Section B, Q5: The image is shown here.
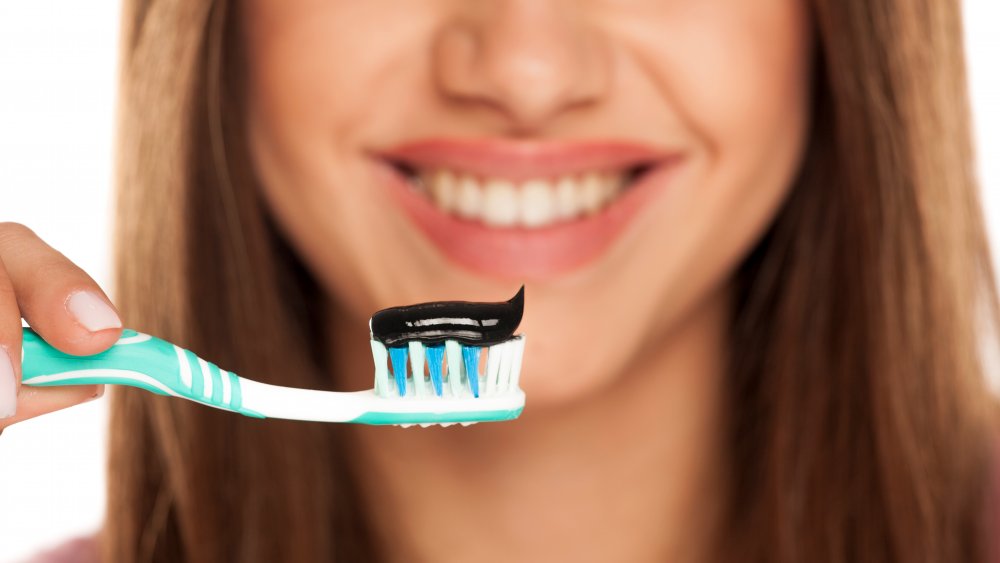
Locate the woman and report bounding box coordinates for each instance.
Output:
[3,0,998,561]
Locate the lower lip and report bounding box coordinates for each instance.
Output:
[376,160,683,280]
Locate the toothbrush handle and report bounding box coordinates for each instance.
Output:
[20,327,264,418]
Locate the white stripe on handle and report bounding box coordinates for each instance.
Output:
[198,357,213,399]
[174,345,192,388]
[116,333,152,345]
[220,369,232,404]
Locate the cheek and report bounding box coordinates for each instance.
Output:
[598,0,813,350]
[690,1,813,290]
[242,0,435,318]
[671,0,814,190]
[671,0,812,254]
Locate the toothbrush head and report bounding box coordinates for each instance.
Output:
[365,287,526,427]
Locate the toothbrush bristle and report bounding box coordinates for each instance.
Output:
[370,336,524,402]
[408,341,426,397]
[388,346,409,397]
[425,344,445,396]
[461,346,481,398]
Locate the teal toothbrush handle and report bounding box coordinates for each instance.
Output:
[20,327,263,418]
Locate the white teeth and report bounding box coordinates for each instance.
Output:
[481,179,519,226]
[554,176,580,220]
[520,179,555,227]
[430,170,457,212]
[420,169,630,229]
[579,173,604,215]
[455,175,482,219]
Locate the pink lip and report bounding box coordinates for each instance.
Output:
[372,139,684,280]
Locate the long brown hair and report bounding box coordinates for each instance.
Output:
[105,0,1000,561]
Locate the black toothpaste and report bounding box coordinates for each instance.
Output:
[370,286,524,347]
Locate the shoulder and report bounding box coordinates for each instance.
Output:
[18,535,98,563]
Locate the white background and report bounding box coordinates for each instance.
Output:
[0,2,997,560]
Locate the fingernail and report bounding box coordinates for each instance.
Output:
[0,346,16,419]
[67,291,122,332]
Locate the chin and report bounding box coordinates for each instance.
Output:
[504,307,647,408]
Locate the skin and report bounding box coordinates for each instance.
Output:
[1,0,811,560]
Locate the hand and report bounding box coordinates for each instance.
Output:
[0,222,122,434]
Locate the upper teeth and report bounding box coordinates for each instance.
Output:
[418,170,627,228]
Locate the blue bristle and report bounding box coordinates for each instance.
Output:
[461,345,481,398]
[388,346,409,396]
[425,344,445,396]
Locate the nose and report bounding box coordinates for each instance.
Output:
[433,0,610,131]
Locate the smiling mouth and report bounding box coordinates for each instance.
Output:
[389,163,653,229]
[374,139,681,278]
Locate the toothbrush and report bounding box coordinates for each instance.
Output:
[19,288,526,427]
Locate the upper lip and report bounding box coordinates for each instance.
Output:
[376,138,676,182]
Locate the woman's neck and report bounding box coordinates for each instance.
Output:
[327,291,731,563]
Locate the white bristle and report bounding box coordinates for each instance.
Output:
[485,342,502,396]
[370,340,389,396]
[498,341,513,393]
[445,340,464,396]
[408,341,426,397]
[510,336,525,390]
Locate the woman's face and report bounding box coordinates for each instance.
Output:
[243,0,812,402]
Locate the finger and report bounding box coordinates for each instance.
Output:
[0,222,122,357]
[0,384,104,432]
[0,256,22,419]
